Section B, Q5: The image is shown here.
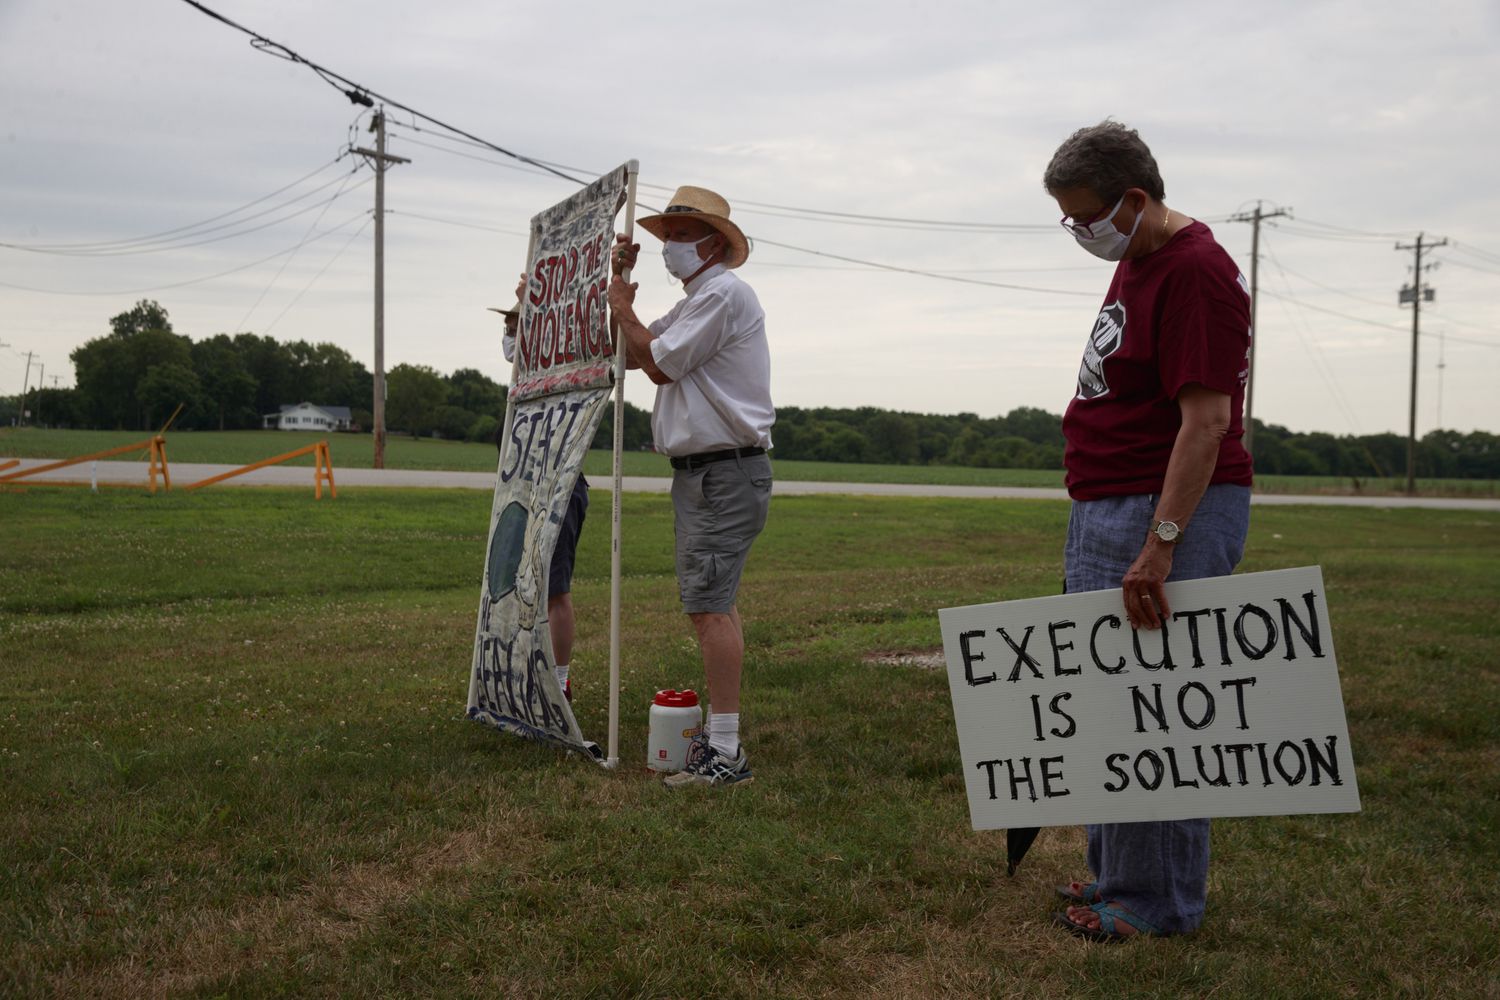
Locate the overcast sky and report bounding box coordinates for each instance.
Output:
[3,0,1497,437]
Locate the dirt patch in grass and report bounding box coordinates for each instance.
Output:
[864,649,946,670]
[48,812,543,996]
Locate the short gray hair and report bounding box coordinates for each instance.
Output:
[1043,120,1165,203]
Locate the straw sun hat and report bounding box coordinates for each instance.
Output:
[637,186,750,268]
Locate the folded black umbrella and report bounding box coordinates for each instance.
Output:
[1007,826,1040,876]
[1006,579,1068,875]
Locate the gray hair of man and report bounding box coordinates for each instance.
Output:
[1043,120,1167,205]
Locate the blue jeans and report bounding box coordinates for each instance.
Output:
[1063,483,1250,934]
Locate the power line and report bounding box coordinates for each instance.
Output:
[748,237,1095,296]
[1276,216,1415,240]
[234,161,366,333]
[178,0,592,186]
[1438,256,1500,277]
[1257,288,1408,334]
[386,121,1056,234]
[260,219,374,337]
[1,168,369,257]
[1,156,353,253]
[385,209,529,238]
[1447,239,1500,266]
[0,209,371,297]
[1261,241,1368,439]
[1264,220,1405,245]
[174,0,1499,340]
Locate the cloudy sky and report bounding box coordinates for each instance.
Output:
[3,0,1497,437]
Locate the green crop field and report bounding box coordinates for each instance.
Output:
[1,485,1497,997]
[3,426,1496,496]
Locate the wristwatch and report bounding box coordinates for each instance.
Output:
[1151,519,1182,543]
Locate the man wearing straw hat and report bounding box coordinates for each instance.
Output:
[608,185,774,789]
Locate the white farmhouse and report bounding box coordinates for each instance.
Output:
[262,402,354,432]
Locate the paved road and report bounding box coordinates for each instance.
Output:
[5,458,1498,510]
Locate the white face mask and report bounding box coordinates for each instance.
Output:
[1068,195,1143,262]
[662,234,715,280]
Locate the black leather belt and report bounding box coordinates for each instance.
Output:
[669,446,766,471]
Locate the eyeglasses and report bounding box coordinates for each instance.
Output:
[1059,194,1125,239]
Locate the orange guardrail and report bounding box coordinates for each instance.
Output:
[0,459,18,473]
[183,441,336,499]
[0,436,170,492]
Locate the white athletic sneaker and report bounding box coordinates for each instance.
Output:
[663,743,753,788]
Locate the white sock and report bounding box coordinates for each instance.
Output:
[554,663,569,685]
[708,713,739,757]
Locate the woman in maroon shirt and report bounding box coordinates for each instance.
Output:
[1044,120,1254,941]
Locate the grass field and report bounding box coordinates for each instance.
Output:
[3,426,1496,497]
[1,485,1497,997]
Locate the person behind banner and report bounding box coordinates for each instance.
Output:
[1042,120,1254,940]
[494,285,590,703]
[607,186,774,789]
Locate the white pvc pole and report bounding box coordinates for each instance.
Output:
[606,161,640,770]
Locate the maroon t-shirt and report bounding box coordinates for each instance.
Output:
[1062,221,1254,500]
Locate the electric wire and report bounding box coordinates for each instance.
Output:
[1438,256,1500,277]
[387,121,1056,233]
[178,0,592,187]
[1262,245,1499,348]
[748,237,1096,296]
[0,209,371,297]
[153,0,1500,365]
[1,156,354,254]
[1448,239,1500,266]
[234,164,365,333]
[387,125,1090,293]
[1277,216,1415,240]
[1260,237,1370,441]
[1,169,369,257]
[260,218,374,337]
[384,210,529,238]
[1259,257,1398,310]
[181,0,1487,323]
[1264,220,1410,245]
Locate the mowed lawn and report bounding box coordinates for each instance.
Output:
[1,487,1496,998]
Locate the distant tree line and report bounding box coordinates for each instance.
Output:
[1,299,656,450]
[4,299,1495,479]
[772,406,1499,479]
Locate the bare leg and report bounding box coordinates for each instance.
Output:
[689,606,742,714]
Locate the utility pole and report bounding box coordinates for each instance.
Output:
[354,107,410,469]
[34,363,44,427]
[0,342,9,426]
[1228,201,1290,455]
[18,351,35,427]
[1395,233,1445,495]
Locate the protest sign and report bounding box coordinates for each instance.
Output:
[939,566,1360,830]
[466,162,635,754]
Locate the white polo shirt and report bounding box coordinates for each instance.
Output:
[648,264,774,457]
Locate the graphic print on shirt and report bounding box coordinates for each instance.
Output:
[1235,270,1253,388]
[1076,300,1126,400]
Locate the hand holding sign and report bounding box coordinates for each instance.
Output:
[612,234,640,276]
[1122,539,1174,629]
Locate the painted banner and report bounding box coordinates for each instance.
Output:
[466,163,632,753]
[939,566,1360,831]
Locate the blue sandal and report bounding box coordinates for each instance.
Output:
[1054,901,1162,942]
[1054,880,1101,904]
